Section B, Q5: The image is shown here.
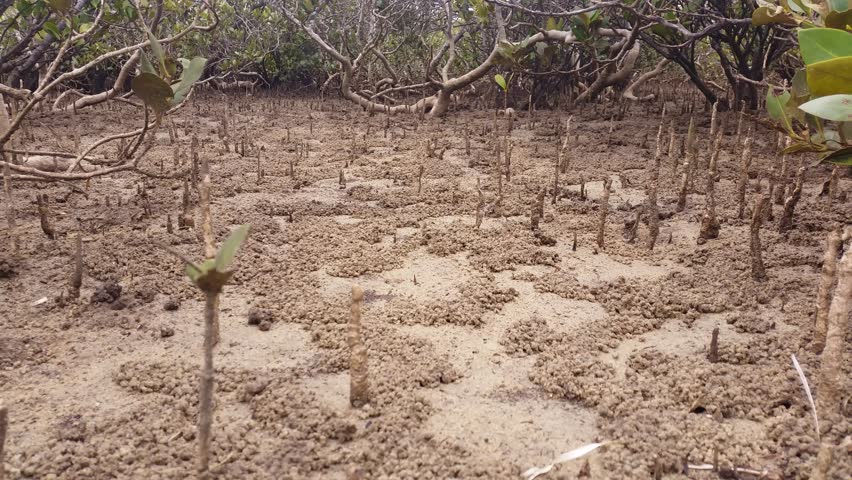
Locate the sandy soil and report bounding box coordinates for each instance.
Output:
[1,93,850,479]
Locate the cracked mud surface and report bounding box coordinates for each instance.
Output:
[1,94,850,479]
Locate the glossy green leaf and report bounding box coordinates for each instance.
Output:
[494,74,507,92]
[214,225,250,273]
[807,56,852,96]
[798,28,852,64]
[131,72,173,113]
[799,94,852,121]
[822,146,852,165]
[171,57,206,106]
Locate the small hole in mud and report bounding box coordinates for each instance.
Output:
[690,406,706,414]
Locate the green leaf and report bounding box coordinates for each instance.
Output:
[783,141,823,154]
[799,94,852,121]
[145,28,165,71]
[822,146,852,165]
[752,6,797,26]
[170,56,206,106]
[791,68,810,99]
[214,225,250,273]
[828,0,851,12]
[131,72,173,113]
[546,16,558,31]
[163,58,177,79]
[42,21,61,39]
[798,28,852,64]
[470,0,490,23]
[139,51,157,75]
[807,56,852,96]
[767,87,794,134]
[48,0,73,14]
[494,74,507,92]
[785,0,808,14]
[186,258,215,283]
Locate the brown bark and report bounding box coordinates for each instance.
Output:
[779,167,804,233]
[736,131,753,220]
[3,161,15,254]
[749,195,768,281]
[676,117,695,212]
[197,290,218,478]
[816,228,851,420]
[698,132,723,243]
[813,228,842,354]
[646,123,663,250]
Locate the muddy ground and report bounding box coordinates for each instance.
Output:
[1,92,850,479]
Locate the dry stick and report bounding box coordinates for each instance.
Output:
[734,103,745,147]
[504,138,513,182]
[736,129,754,219]
[531,187,545,231]
[3,162,16,254]
[553,118,572,204]
[779,167,805,233]
[667,121,677,178]
[774,139,790,205]
[698,132,723,244]
[36,194,55,239]
[646,123,663,250]
[197,283,219,479]
[198,156,219,346]
[676,117,696,212]
[812,228,852,480]
[256,150,262,184]
[417,165,424,194]
[475,178,483,229]
[597,178,613,248]
[0,400,6,480]
[708,326,719,363]
[69,234,83,299]
[750,195,769,281]
[813,228,842,354]
[826,166,839,210]
[349,285,370,407]
[709,101,718,138]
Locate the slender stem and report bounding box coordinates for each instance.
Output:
[198,290,218,478]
